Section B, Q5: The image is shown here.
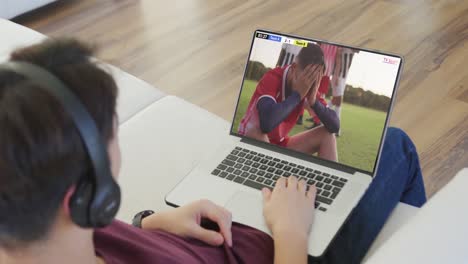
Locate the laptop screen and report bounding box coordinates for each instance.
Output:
[230,30,402,175]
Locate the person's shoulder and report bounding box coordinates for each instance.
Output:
[267,66,287,78]
[94,220,135,237]
[259,66,285,85]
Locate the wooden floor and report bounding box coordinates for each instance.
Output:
[14,0,468,198]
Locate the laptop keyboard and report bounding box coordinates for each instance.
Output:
[211,147,348,212]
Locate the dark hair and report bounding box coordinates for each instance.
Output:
[0,38,118,249]
[296,44,325,70]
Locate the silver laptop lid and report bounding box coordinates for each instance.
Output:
[230,30,403,177]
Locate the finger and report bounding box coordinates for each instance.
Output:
[288,176,298,189]
[190,224,225,246]
[220,209,233,247]
[313,75,321,91]
[275,177,287,190]
[313,70,323,89]
[200,202,233,247]
[312,66,322,81]
[262,187,272,202]
[222,207,232,219]
[308,64,319,74]
[300,65,315,82]
[305,65,319,80]
[215,209,233,247]
[307,66,321,85]
[317,69,324,83]
[298,179,307,193]
[310,80,318,92]
[307,185,317,201]
[303,64,315,75]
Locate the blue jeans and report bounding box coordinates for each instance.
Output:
[314,128,427,264]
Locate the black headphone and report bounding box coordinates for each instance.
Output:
[0,61,121,228]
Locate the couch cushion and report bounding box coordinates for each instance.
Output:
[0,19,46,56]
[116,96,231,221]
[0,18,165,124]
[106,64,165,123]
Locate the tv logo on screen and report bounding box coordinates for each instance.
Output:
[383,57,398,65]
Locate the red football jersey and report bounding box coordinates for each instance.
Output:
[238,66,305,146]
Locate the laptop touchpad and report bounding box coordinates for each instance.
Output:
[225,191,268,233]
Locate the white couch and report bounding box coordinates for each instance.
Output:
[0,0,58,19]
[1,19,465,263]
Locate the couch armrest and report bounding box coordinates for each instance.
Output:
[0,0,58,19]
[366,168,468,263]
[363,202,419,262]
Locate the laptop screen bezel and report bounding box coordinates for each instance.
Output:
[229,29,404,178]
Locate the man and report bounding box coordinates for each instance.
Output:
[0,38,317,264]
[239,44,340,161]
[329,47,358,135]
[0,39,426,264]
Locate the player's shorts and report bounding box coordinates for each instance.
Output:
[332,77,346,97]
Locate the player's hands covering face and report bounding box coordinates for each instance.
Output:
[292,64,318,99]
[293,64,323,100]
[306,65,324,105]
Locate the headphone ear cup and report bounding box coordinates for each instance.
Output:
[69,177,94,228]
[89,180,121,227]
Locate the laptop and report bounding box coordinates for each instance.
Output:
[166,29,403,257]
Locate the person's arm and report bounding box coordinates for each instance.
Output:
[311,100,340,133]
[304,101,317,118]
[262,177,317,264]
[141,199,233,247]
[273,229,309,264]
[257,92,301,133]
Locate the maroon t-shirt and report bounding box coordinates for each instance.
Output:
[94,220,274,264]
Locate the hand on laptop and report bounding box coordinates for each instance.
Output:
[262,176,317,263]
[262,176,317,240]
[142,199,233,247]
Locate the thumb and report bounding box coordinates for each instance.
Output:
[262,187,271,203]
[190,224,224,246]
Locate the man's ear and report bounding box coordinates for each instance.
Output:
[63,185,76,217]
